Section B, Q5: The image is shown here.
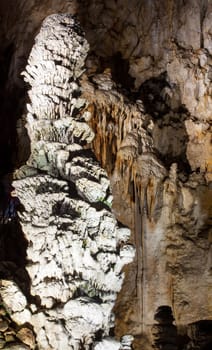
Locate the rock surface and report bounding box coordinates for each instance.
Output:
[0,1,211,350]
[0,290,34,350]
[12,14,134,350]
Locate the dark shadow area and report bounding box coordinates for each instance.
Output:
[0,221,30,294]
[99,52,135,91]
[68,148,98,162]
[0,179,32,302]
[0,6,32,177]
[186,320,212,350]
[0,42,17,176]
[0,43,14,91]
[138,72,171,118]
[202,341,212,350]
[68,180,80,198]
[0,12,33,302]
[86,51,135,96]
[0,68,30,177]
[52,200,79,219]
[138,72,191,174]
[152,306,178,350]
[0,221,32,299]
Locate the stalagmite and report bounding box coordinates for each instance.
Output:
[11,14,134,350]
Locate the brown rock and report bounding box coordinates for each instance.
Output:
[0,308,7,317]
[3,344,30,350]
[0,338,6,349]
[0,320,9,332]
[17,328,35,349]
[4,333,15,342]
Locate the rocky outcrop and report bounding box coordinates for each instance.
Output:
[4,14,134,350]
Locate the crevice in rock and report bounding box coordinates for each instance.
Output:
[98,52,135,92]
[200,0,208,48]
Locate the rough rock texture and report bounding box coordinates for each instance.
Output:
[3,14,134,350]
[82,69,212,348]
[0,1,211,350]
[0,290,35,350]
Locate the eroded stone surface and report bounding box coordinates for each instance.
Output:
[81,65,212,348]
[0,292,34,349]
[12,14,134,350]
[0,1,211,350]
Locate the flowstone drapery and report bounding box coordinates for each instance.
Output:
[4,14,135,350]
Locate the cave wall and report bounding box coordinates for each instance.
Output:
[0,1,211,349]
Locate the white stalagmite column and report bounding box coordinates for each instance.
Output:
[12,14,134,350]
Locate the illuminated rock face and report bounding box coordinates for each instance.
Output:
[0,2,211,350]
[11,14,134,350]
[83,71,212,349]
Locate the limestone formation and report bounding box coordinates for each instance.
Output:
[0,1,211,350]
[12,14,134,350]
[82,66,211,349]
